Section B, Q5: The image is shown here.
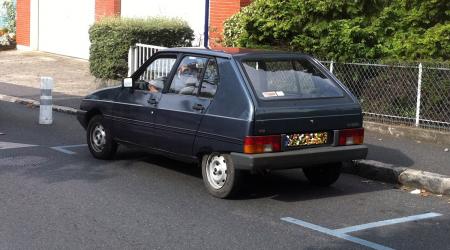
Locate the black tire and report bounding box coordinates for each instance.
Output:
[303,163,342,186]
[201,153,243,198]
[86,115,118,160]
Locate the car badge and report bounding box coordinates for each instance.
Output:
[310,119,314,124]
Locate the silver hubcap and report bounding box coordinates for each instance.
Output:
[206,155,228,189]
[91,124,106,152]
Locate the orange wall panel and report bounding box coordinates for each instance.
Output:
[209,0,252,48]
[95,0,121,21]
[16,0,30,46]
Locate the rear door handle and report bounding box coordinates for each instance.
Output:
[192,103,204,111]
[148,98,158,105]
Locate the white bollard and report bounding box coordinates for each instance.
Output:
[39,77,53,125]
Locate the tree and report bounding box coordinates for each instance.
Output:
[1,0,16,34]
[223,0,450,61]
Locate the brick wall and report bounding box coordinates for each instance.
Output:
[209,0,252,48]
[95,0,121,21]
[16,0,30,46]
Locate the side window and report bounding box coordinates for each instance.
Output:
[135,56,176,92]
[199,59,219,98]
[169,56,208,96]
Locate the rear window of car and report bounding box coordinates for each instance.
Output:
[241,58,343,99]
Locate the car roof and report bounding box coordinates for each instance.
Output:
[161,47,309,60]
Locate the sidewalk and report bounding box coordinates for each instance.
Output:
[364,130,449,176]
[0,50,98,97]
[1,49,449,192]
[0,50,118,109]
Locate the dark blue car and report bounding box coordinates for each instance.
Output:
[77,48,368,198]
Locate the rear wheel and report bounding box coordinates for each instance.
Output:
[201,153,243,198]
[87,115,117,160]
[303,163,341,186]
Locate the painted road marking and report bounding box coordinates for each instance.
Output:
[281,212,442,250]
[0,141,38,150]
[50,144,87,155]
[334,212,442,234]
[281,217,394,250]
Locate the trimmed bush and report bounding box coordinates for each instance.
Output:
[89,17,194,79]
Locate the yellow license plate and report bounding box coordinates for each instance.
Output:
[284,132,328,147]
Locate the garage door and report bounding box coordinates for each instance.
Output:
[38,0,95,59]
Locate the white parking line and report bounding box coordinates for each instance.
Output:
[281,212,442,250]
[50,144,87,155]
[0,141,38,150]
[334,212,442,234]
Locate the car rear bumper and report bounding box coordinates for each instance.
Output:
[231,145,368,170]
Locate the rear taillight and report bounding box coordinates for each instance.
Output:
[338,128,364,146]
[244,135,281,154]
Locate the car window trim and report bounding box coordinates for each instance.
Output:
[165,53,216,97]
[197,57,220,99]
[131,52,181,91]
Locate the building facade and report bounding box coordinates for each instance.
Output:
[15,0,252,59]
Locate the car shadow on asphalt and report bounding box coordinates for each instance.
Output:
[135,153,202,178]
[366,143,415,167]
[127,151,393,202]
[238,170,393,202]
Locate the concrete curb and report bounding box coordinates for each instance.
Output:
[343,160,407,184]
[343,159,450,195]
[398,169,450,195]
[0,94,77,115]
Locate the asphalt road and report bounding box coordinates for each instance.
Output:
[1,101,450,250]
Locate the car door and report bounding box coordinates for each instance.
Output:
[153,55,220,156]
[112,54,178,148]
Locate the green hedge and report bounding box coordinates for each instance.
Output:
[89,17,194,79]
[223,0,450,61]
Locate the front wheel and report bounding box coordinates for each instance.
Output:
[201,153,243,198]
[303,163,341,186]
[87,115,117,160]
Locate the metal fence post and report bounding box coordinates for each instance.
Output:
[134,45,139,74]
[329,60,334,74]
[415,63,423,127]
[128,46,134,77]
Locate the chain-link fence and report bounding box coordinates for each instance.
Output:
[321,60,450,131]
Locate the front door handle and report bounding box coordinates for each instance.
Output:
[192,103,204,111]
[148,98,158,105]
